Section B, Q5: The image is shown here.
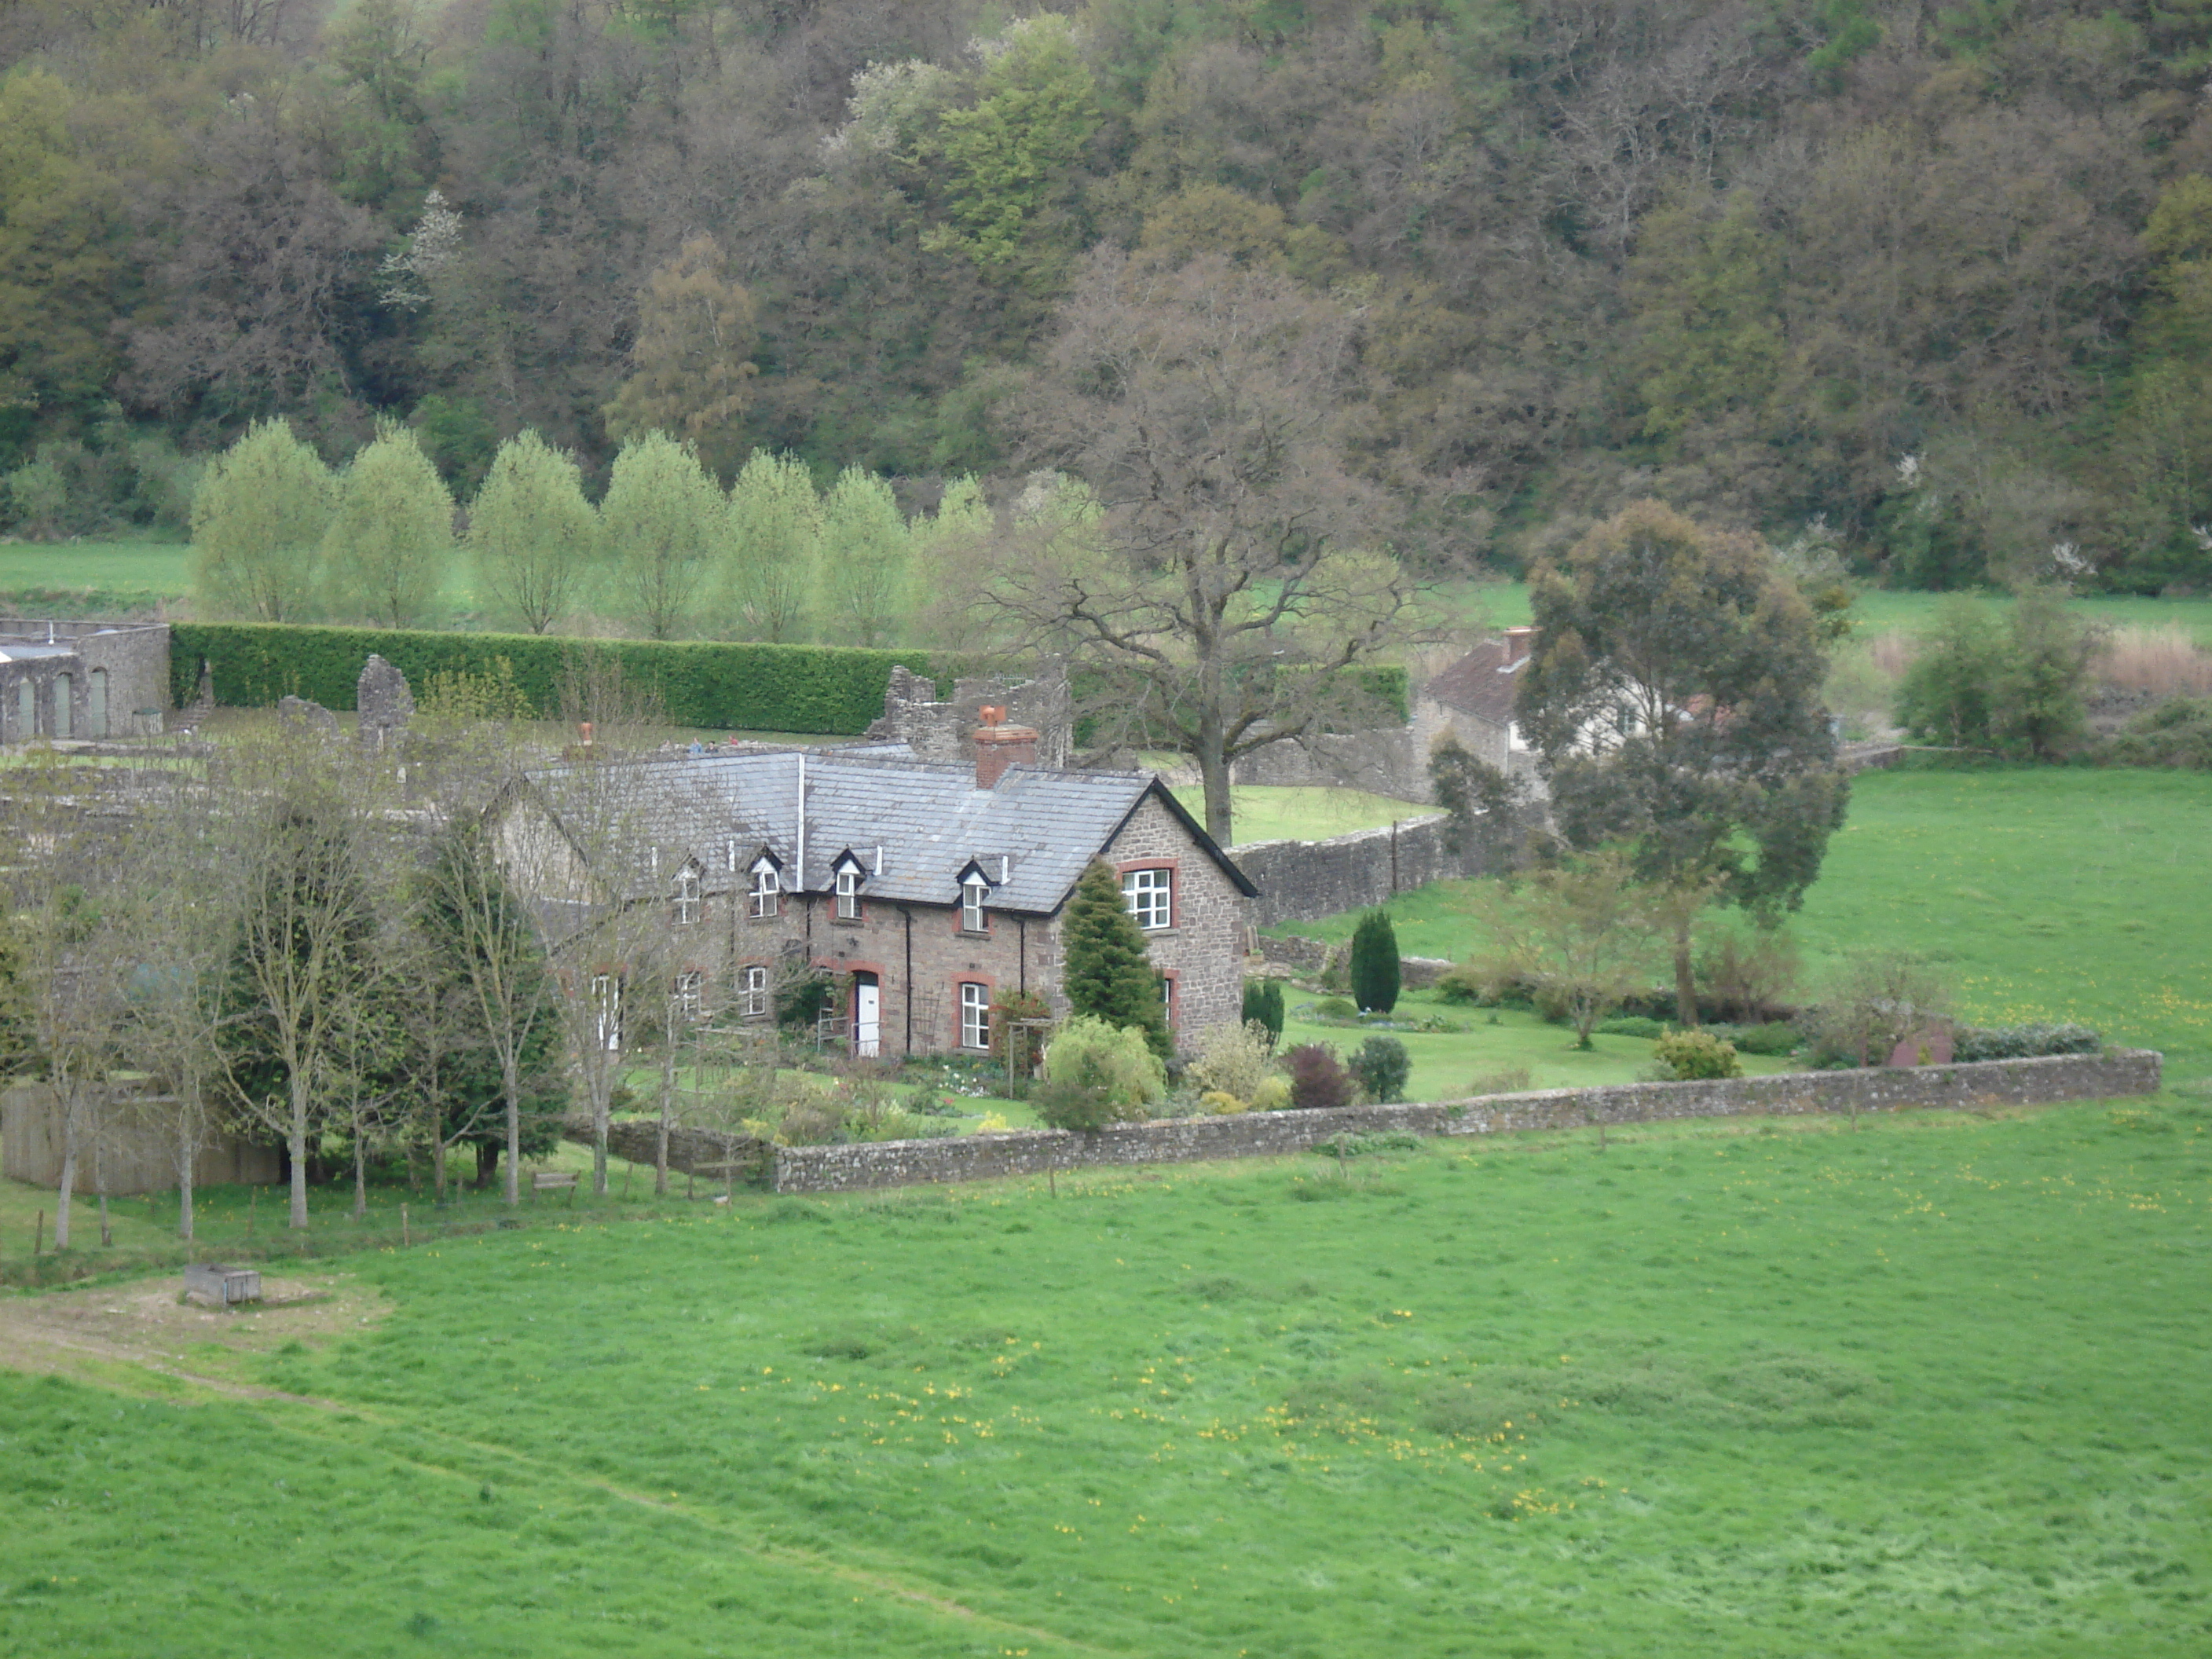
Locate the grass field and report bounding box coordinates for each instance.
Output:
[1447,578,2212,646]
[3,1093,2206,1657]
[1269,767,2212,1083]
[1168,784,1428,846]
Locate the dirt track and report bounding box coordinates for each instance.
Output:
[0,1271,390,1401]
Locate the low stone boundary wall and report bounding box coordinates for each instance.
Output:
[771,1047,2161,1194]
[563,1116,771,1184]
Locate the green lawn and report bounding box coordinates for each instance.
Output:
[1268,767,2212,1082]
[1169,783,1429,846]
[0,539,190,608]
[5,1093,2207,1656]
[1272,997,1789,1102]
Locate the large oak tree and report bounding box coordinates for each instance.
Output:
[973,249,1436,845]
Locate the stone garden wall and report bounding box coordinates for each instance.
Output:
[770,1047,2162,1194]
[1231,813,1473,928]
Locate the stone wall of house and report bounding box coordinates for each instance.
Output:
[1232,812,1474,929]
[770,1047,2162,1193]
[797,891,1055,1057]
[1102,793,1251,1038]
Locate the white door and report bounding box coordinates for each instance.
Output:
[854,975,881,1058]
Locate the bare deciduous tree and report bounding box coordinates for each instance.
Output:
[968,250,1441,844]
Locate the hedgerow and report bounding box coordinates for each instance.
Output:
[170,622,947,734]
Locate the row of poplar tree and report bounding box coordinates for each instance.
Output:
[190,419,993,643]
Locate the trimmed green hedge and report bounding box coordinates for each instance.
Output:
[169,622,1412,738]
[170,623,942,736]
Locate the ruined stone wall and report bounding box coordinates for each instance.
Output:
[770,1048,2163,1193]
[867,665,1072,770]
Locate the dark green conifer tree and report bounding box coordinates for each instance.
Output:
[1240,978,1284,1046]
[1061,859,1170,1057]
[1349,909,1400,1014]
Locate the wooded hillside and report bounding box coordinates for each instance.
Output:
[5,0,2211,588]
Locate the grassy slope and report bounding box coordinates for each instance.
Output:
[5,1097,2207,1657]
[1170,784,1429,845]
[1269,767,2212,1082]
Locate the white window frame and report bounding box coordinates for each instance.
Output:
[749,863,779,918]
[673,866,701,925]
[959,981,991,1052]
[741,965,769,1017]
[672,969,704,1021]
[961,873,989,932]
[1122,866,1172,931]
[835,866,861,920]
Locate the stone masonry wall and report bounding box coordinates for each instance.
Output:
[1232,812,1474,929]
[1102,793,1251,1038]
[580,1116,771,1184]
[771,1047,2162,1193]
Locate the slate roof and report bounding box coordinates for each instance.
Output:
[522,746,1255,917]
[1423,638,1524,726]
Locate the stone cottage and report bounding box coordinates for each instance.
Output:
[0,619,170,742]
[496,715,1258,1060]
[1408,626,1538,775]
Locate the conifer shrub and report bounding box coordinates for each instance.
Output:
[1061,860,1170,1057]
[1348,909,1401,1013]
[1240,978,1285,1046]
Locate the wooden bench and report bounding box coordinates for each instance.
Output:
[530,1170,578,1201]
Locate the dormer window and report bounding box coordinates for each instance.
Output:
[962,871,990,932]
[832,851,866,921]
[749,852,781,918]
[672,865,701,925]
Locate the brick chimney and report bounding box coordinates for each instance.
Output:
[1502,626,1536,667]
[973,705,1038,789]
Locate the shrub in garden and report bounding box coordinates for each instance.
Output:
[1062,861,1172,1057]
[1349,909,1401,1013]
[1650,1029,1742,1080]
[1595,1015,1668,1039]
[1730,1020,1800,1056]
[1188,1020,1275,1108]
[1241,978,1285,1046]
[1251,1075,1291,1111]
[1284,1043,1353,1111]
[1952,1022,2100,1060]
[1042,1015,1165,1114]
[1348,1035,1412,1103]
[1313,996,1357,1020]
